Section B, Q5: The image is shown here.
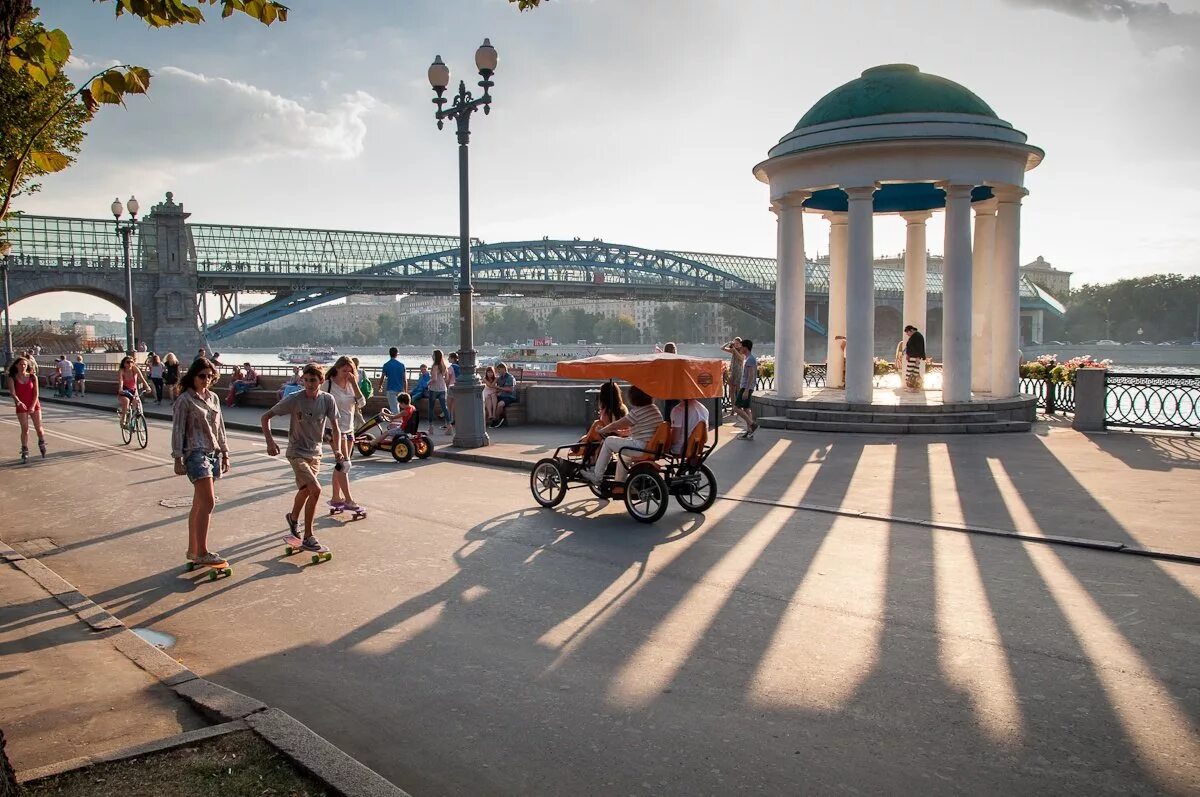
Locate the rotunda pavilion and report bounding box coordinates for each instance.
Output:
[754,64,1043,405]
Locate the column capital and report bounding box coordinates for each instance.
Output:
[821,210,848,225]
[842,185,876,201]
[971,197,999,215]
[990,184,1028,203]
[936,182,974,199]
[900,210,933,224]
[779,190,811,209]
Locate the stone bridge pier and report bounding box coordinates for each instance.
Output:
[7,193,202,355]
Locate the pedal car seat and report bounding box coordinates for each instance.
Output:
[683,421,709,467]
[404,409,421,435]
[623,422,670,464]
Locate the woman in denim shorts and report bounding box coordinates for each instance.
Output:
[170,357,230,567]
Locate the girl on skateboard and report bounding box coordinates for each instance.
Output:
[324,356,366,516]
[170,357,230,568]
[7,356,46,462]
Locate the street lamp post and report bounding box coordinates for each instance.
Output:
[428,39,497,449]
[1,239,12,367]
[111,196,140,356]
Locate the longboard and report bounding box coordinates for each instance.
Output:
[283,534,332,564]
[184,559,232,581]
[330,504,367,521]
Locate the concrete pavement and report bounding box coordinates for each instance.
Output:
[1,401,1198,795]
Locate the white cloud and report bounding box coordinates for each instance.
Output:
[78,66,379,166]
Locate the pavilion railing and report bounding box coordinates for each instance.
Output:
[1104,372,1200,432]
[1019,377,1076,415]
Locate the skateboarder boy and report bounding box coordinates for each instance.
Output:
[260,363,345,551]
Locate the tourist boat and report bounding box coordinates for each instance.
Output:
[498,345,604,371]
[279,346,338,364]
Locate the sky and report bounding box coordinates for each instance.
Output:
[10,0,1200,318]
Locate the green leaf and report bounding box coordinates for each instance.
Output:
[101,70,127,97]
[29,151,70,173]
[1,159,20,184]
[89,75,122,105]
[45,29,72,65]
[123,66,151,94]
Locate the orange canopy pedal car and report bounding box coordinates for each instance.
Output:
[529,353,722,523]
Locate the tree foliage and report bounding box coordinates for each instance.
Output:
[1063,274,1200,342]
[0,21,90,206]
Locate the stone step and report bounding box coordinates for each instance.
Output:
[757,417,1032,435]
[785,409,1000,425]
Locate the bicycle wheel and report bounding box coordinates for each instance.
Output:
[120,412,132,444]
[135,412,148,449]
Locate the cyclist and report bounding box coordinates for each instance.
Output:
[117,355,153,427]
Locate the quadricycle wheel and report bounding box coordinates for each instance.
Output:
[531,458,567,508]
[674,465,717,513]
[624,462,669,523]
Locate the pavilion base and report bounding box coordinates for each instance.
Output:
[751,387,1036,434]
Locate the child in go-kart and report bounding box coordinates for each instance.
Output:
[378,392,417,444]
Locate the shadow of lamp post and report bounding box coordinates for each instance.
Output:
[428,38,498,449]
[111,195,139,357]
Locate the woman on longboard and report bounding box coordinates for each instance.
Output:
[170,357,230,568]
[325,356,366,516]
[7,356,46,462]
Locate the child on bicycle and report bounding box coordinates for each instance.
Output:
[117,355,152,426]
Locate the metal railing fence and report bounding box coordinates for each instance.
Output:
[1105,372,1200,432]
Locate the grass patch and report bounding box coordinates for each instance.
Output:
[22,730,329,796]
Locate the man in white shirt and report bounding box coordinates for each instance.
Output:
[669,399,709,456]
[56,356,75,397]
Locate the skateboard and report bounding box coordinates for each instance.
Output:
[184,558,232,581]
[283,534,333,564]
[330,503,367,521]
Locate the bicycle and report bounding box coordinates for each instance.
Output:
[120,391,149,449]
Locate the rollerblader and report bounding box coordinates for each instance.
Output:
[8,357,45,463]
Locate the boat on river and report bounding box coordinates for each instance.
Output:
[278,346,338,364]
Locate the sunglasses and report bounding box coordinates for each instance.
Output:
[198,372,217,381]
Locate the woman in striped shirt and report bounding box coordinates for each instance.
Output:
[583,385,663,485]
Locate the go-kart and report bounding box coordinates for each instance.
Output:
[529,353,721,523]
[352,409,434,463]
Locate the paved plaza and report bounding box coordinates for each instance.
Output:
[1,400,1198,794]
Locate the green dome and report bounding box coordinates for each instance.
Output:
[796,64,998,129]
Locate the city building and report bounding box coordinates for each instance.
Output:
[1020,256,1071,299]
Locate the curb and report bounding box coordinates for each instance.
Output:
[1,538,410,797]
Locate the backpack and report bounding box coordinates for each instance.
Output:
[359,374,373,399]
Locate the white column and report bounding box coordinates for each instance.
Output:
[843,186,876,404]
[971,199,997,393]
[991,185,1025,398]
[773,191,810,398]
[901,211,932,331]
[940,183,974,403]
[823,212,848,388]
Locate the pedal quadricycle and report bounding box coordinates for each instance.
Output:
[530,353,721,523]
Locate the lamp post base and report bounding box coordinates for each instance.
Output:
[451,380,490,449]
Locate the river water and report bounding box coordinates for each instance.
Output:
[212,344,1200,375]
